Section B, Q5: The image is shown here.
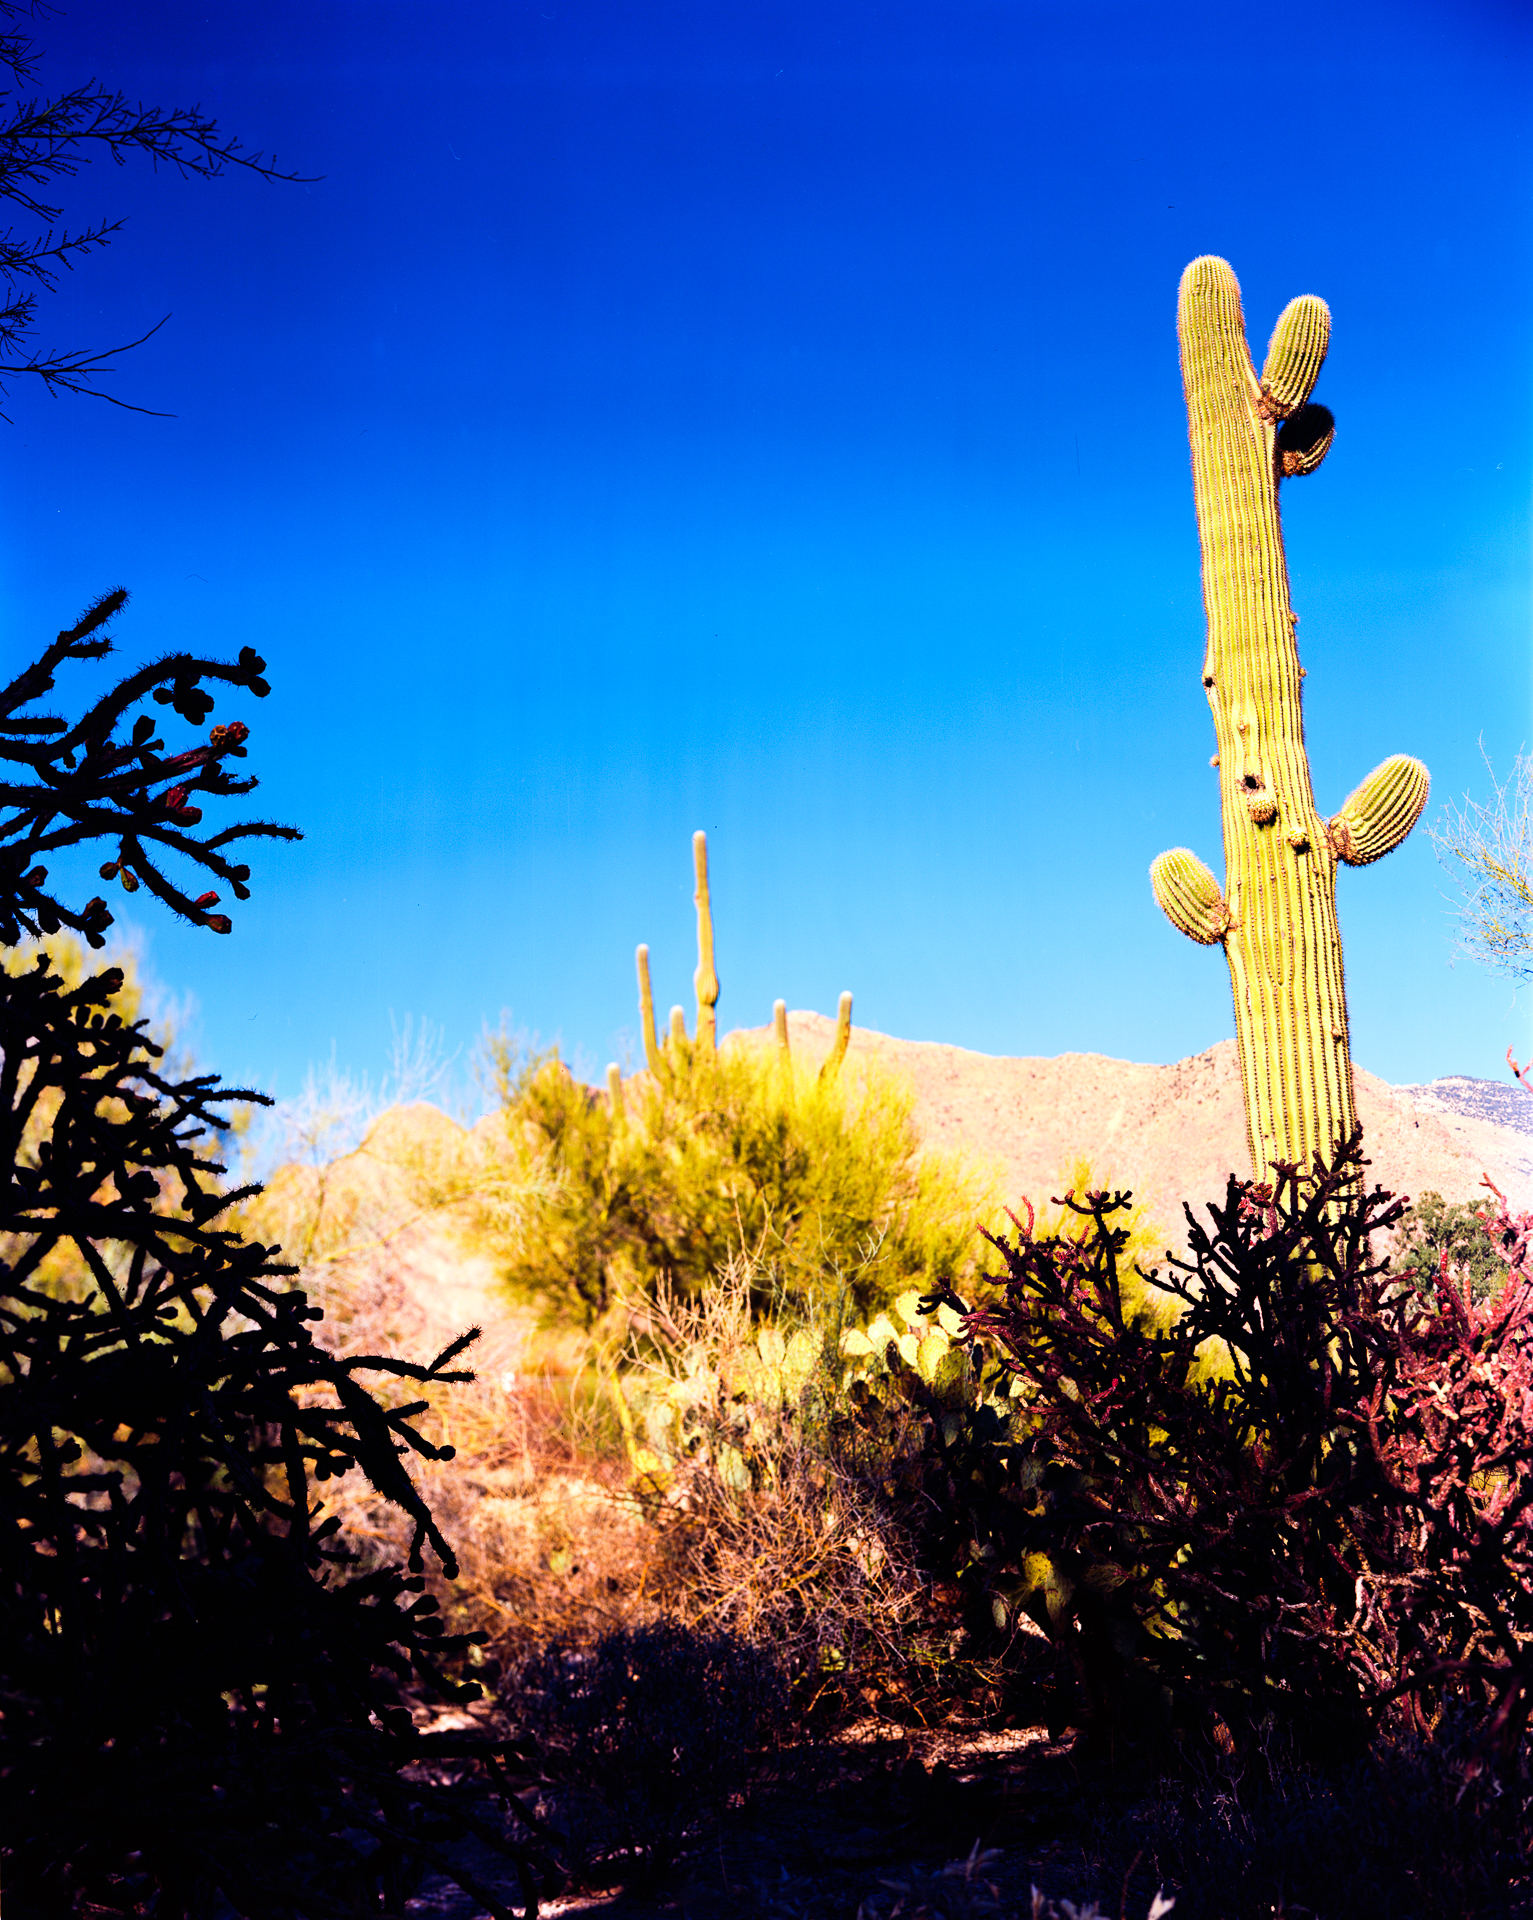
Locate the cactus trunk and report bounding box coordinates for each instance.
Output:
[1155,257,1428,1185]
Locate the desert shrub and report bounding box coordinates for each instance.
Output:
[610,1258,935,1707]
[1392,1185,1506,1304]
[889,1134,1533,1773]
[314,1326,652,1673]
[507,1620,788,1883]
[483,1031,995,1325]
[607,1185,1160,1722]
[0,600,542,1918]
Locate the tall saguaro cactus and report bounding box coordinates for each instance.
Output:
[1152,256,1429,1185]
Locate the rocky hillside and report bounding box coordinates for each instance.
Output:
[261,1022,1533,1378]
[757,1013,1533,1236]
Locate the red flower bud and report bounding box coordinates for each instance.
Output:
[209,722,249,750]
[164,786,188,809]
[207,914,232,935]
[193,891,220,910]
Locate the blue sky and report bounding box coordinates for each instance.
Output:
[2,0,1529,1107]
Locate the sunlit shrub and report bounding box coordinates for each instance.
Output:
[1392,1185,1506,1304]
[482,1034,997,1326]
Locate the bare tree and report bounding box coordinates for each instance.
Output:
[1431,745,1533,987]
[0,0,310,414]
[1429,744,1533,1087]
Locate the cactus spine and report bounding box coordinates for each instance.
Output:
[693,829,719,1054]
[1154,256,1429,1184]
[636,943,662,1076]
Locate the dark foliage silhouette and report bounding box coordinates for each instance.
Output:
[0,0,310,413]
[0,597,545,1917]
[509,1622,787,1886]
[893,1137,1533,1790]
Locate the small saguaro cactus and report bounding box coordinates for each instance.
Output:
[1153,256,1429,1185]
[693,828,719,1054]
[818,989,854,1084]
[636,942,662,1075]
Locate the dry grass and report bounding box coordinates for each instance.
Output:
[609,1258,939,1709]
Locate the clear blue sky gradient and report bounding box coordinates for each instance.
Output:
[3,0,1530,1106]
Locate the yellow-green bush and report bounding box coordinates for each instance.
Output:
[483,1032,998,1326]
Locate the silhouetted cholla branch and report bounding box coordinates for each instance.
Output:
[0,604,545,1920]
[0,587,302,946]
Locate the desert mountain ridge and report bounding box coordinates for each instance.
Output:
[737,1012,1533,1233]
[263,1018,1533,1370]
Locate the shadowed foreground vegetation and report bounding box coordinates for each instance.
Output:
[243,1027,1533,1920]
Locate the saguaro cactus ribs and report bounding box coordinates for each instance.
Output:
[1152,257,1429,1184]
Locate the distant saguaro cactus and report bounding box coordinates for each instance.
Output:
[636,943,662,1075]
[693,829,719,1053]
[819,990,854,1084]
[633,834,854,1084]
[1152,257,1428,1184]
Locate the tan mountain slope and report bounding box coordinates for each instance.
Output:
[748,1013,1533,1241]
[255,1026,1533,1368]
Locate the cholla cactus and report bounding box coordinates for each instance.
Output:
[1152,256,1429,1185]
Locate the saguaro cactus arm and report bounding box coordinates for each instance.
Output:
[1258,295,1329,418]
[636,943,662,1076]
[1328,755,1431,867]
[693,828,719,1053]
[1164,255,1429,1185]
[1150,848,1232,945]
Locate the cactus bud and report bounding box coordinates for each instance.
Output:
[1246,789,1278,825]
[207,915,232,935]
[193,891,220,911]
